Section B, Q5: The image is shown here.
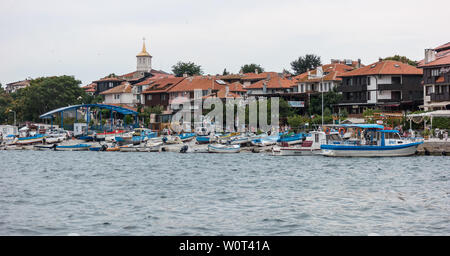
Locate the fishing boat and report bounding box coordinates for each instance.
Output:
[34,144,57,151]
[273,131,340,156]
[106,145,120,151]
[119,144,138,152]
[207,144,241,153]
[277,133,306,145]
[146,141,163,152]
[15,134,46,145]
[95,130,126,141]
[88,144,108,151]
[162,135,183,144]
[320,124,423,157]
[44,136,66,144]
[251,134,280,147]
[178,133,196,142]
[55,144,92,151]
[196,135,212,144]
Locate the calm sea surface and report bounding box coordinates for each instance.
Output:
[0,151,449,235]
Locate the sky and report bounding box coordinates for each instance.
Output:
[1,0,449,86]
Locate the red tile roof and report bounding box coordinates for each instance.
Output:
[228,82,247,92]
[142,77,185,94]
[135,74,175,86]
[105,103,137,112]
[168,76,226,92]
[100,82,133,95]
[246,73,296,89]
[418,49,450,68]
[339,60,422,77]
[435,42,450,52]
[93,75,124,83]
[294,63,355,83]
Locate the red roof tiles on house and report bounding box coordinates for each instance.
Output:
[100,82,133,95]
[142,77,185,94]
[338,60,422,77]
[168,76,226,92]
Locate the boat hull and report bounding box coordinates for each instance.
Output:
[55,144,91,151]
[320,142,422,157]
[274,148,319,156]
[207,144,240,153]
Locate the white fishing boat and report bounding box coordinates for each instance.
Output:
[273,131,340,156]
[320,124,423,157]
[44,136,66,144]
[208,144,240,153]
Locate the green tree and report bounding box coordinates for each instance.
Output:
[308,88,342,115]
[383,55,417,66]
[0,84,14,124]
[11,76,87,122]
[240,64,264,74]
[290,54,322,75]
[172,61,203,77]
[222,68,230,75]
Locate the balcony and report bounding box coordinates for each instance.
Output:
[430,92,450,102]
[378,83,402,91]
[337,84,367,92]
[340,98,367,104]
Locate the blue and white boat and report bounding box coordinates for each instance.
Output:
[196,135,212,144]
[278,133,307,145]
[178,133,196,142]
[55,144,92,151]
[15,134,46,145]
[320,124,423,157]
[251,133,283,147]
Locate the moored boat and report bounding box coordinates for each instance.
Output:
[207,144,240,153]
[320,124,423,157]
[15,134,46,145]
[55,144,92,151]
[273,131,339,156]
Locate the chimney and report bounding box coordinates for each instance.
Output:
[225,85,229,97]
[378,57,383,62]
[263,81,267,93]
[425,49,436,64]
[357,59,361,69]
[255,69,259,74]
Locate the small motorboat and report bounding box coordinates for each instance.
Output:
[273,131,335,156]
[15,134,46,145]
[208,144,240,153]
[277,133,306,145]
[178,133,196,142]
[55,144,92,151]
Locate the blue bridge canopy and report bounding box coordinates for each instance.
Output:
[39,104,138,119]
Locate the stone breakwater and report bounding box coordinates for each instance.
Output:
[416,140,450,155]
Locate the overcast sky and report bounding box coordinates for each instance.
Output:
[1,0,449,86]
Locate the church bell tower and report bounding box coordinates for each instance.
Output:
[136,38,152,72]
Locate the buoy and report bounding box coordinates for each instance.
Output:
[338,127,347,136]
[324,128,331,135]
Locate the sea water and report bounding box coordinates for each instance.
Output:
[0,151,449,235]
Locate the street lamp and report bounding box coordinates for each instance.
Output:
[9,110,16,126]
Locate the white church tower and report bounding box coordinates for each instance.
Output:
[136,38,152,72]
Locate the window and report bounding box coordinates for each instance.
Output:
[392,76,401,84]
[161,94,166,101]
[109,82,113,88]
[147,95,152,100]
[431,69,440,76]
[425,86,433,96]
[301,84,304,92]
[320,83,323,92]
[368,91,371,100]
[367,77,371,85]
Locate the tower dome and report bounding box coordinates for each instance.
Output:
[136,38,152,72]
